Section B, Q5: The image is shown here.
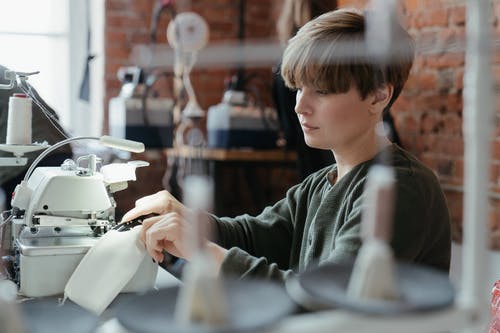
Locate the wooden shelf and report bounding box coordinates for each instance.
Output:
[165,147,297,162]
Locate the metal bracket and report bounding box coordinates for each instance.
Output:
[0,157,28,166]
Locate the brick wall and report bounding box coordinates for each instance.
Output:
[105,0,500,247]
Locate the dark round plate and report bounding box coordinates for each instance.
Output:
[287,261,454,315]
[116,279,296,333]
[20,299,98,333]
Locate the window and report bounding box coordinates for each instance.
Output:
[0,0,104,137]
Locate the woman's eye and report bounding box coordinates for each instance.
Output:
[316,90,329,95]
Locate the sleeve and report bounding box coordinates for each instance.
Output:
[390,177,429,260]
[390,170,451,271]
[220,247,296,281]
[208,182,304,281]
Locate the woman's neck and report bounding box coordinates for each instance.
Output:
[333,136,392,179]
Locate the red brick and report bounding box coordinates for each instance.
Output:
[105,62,124,79]
[392,95,412,113]
[494,67,500,87]
[454,158,464,179]
[442,113,462,135]
[491,163,500,184]
[106,14,146,29]
[439,135,463,155]
[436,157,454,176]
[492,140,500,160]
[495,2,500,30]
[425,53,465,69]
[447,94,463,113]
[105,78,122,91]
[455,68,464,90]
[423,0,452,9]
[202,7,233,22]
[414,8,448,28]
[129,32,150,44]
[421,134,437,152]
[403,0,420,12]
[400,114,419,133]
[131,0,152,13]
[417,72,438,90]
[106,30,127,46]
[412,56,426,71]
[449,5,466,26]
[437,27,465,54]
[337,0,368,8]
[106,0,131,12]
[105,46,131,60]
[415,94,450,113]
[210,22,238,37]
[403,74,418,93]
[420,112,440,134]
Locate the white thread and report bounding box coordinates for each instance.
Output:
[6,94,32,145]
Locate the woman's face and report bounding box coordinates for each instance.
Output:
[294,85,377,151]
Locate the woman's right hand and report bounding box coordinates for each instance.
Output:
[121,190,188,223]
[140,212,228,272]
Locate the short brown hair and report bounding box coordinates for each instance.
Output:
[281,8,414,112]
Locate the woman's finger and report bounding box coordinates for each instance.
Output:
[145,221,181,259]
[139,215,165,243]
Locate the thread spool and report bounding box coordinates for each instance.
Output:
[6,93,32,145]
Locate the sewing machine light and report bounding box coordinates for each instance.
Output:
[23,136,144,182]
[99,135,145,153]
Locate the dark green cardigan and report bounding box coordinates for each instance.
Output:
[209,144,451,281]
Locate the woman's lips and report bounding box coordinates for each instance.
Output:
[301,122,319,132]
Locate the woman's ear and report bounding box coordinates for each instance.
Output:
[369,85,394,114]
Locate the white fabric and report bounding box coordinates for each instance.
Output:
[64,226,157,315]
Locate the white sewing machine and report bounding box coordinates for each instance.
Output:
[4,149,149,297]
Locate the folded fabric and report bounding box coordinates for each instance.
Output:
[64,226,158,315]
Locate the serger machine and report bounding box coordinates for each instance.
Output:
[1,137,148,297]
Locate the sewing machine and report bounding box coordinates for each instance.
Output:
[3,153,149,297]
[206,90,280,149]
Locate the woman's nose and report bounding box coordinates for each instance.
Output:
[295,89,310,115]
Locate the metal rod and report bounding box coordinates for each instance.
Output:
[460,0,493,315]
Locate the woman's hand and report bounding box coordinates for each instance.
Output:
[121,190,188,223]
[140,212,191,262]
[140,212,228,273]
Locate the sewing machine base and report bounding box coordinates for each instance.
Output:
[15,236,97,297]
[14,236,157,298]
